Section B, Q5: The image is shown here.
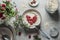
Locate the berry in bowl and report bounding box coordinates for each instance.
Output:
[29,0,39,7]
[21,9,42,33]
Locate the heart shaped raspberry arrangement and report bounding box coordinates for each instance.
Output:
[26,15,37,25]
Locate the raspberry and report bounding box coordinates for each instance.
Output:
[33,1,36,4]
[28,35,31,39]
[32,16,37,23]
[18,32,21,36]
[1,4,6,7]
[0,13,3,18]
[26,15,31,19]
[31,2,33,4]
[31,0,36,4]
[26,15,31,21]
[33,0,36,4]
[28,21,33,25]
[26,15,37,25]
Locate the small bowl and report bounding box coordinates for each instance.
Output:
[29,0,39,7]
[22,9,42,33]
[45,0,59,14]
[0,24,16,40]
[50,28,59,38]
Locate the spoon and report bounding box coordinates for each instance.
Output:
[2,35,10,40]
[35,26,50,40]
[40,30,50,40]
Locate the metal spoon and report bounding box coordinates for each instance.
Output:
[2,35,10,40]
[35,26,50,40]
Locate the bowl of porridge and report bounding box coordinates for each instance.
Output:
[22,9,42,29]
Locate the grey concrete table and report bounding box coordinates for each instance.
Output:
[0,0,60,40]
[12,0,60,40]
[14,0,60,40]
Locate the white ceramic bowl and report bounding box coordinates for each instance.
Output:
[29,0,39,7]
[45,0,59,14]
[22,9,42,29]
